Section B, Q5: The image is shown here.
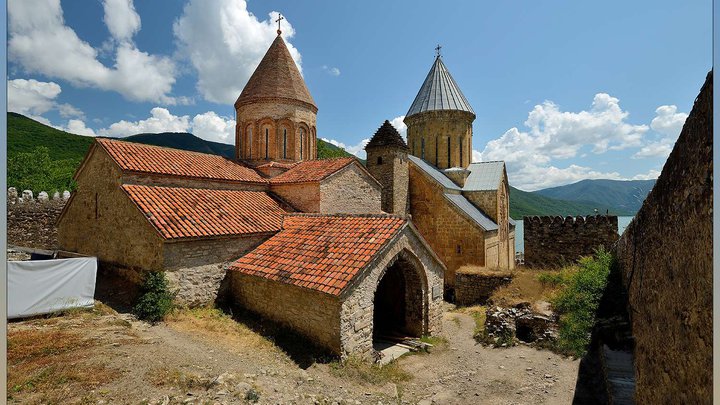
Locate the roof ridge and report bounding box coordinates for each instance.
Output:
[97,137,237,160]
[284,213,404,219]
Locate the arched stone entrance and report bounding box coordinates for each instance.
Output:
[372,250,428,339]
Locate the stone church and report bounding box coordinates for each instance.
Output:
[57,31,512,358]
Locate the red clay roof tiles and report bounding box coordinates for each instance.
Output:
[122,185,287,239]
[97,138,266,183]
[229,214,406,295]
[269,157,356,184]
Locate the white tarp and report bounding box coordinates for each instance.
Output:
[8,257,97,319]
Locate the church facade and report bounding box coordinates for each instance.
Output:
[57,31,512,357]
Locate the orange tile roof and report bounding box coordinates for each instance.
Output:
[230,214,406,295]
[122,185,287,239]
[269,157,357,184]
[97,138,266,184]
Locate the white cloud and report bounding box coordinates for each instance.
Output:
[191,112,236,144]
[322,65,340,76]
[99,107,190,137]
[650,105,688,138]
[57,103,84,119]
[390,116,407,140]
[8,78,61,115]
[632,138,675,159]
[64,119,97,136]
[9,0,178,103]
[508,162,623,191]
[321,137,369,159]
[174,0,302,104]
[97,107,236,143]
[103,0,141,42]
[631,169,661,180]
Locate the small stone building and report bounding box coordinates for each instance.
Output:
[230,214,444,358]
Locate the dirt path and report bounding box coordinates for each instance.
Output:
[8,304,579,404]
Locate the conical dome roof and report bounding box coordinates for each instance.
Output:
[365,120,408,150]
[235,35,317,112]
[406,56,474,117]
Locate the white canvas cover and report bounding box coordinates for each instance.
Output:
[8,257,97,319]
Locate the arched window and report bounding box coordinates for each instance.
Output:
[377,156,383,165]
[300,128,304,159]
[247,126,253,159]
[447,136,451,167]
[265,128,269,159]
[283,128,287,159]
[421,137,425,159]
[459,138,463,167]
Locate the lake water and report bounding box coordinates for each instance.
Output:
[514,216,634,253]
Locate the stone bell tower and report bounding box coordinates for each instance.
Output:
[365,120,409,216]
[404,47,475,177]
[234,24,318,163]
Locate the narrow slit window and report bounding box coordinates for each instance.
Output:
[248,127,252,158]
[435,136,438,164]
[421,137,425,159]
[265,128,269,159]
[283,129,287,159]
[447,136,451,167]
[377,156,383,165]
[460,138,463,167]
[300,129,304,159]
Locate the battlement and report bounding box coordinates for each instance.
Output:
[523,215,618,267]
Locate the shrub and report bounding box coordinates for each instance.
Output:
[133,272,174,323]
[551,248,614,356]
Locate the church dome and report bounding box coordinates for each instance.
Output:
[406,56,474,118]
[234,35,317,112]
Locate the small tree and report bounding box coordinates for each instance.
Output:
[133,271,174,323]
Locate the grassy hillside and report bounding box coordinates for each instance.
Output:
[535,179,655,214]
[8,112,94,161]
[124,132,236,158]
[510,186,630,219]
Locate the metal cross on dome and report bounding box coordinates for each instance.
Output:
[435,44,442,57]
[276,14,284,35]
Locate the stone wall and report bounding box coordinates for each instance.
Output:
[58,147,166,270]
[405,110,474,169]
[230,272,342,354]
[365,148,409,216]
[613,71,712,404]
[523,215,618,268]
[165,263,230,307]
[409,163,488,290]
[455,270,513,306]
[271,183,320,212]
[319,164,382,214]
[162,234,271,270]
[7,199,66,250]
[339,227,444,359]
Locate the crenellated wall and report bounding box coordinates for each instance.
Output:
[523,215,618,268]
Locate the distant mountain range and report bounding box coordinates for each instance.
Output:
[7,112,655,218]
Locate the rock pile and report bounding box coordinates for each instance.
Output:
[483,302,558,347]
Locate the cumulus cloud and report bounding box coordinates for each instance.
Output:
[477,93,663,190]
[97,107,236,143]
[64,119,97,136]
[8,0,178,103]
[322,65,340,76]
[390,116,407,140]
[174,0,302,104]
[650,105,688,137]
[631,169,662,180]
[103,0,141,42]
[8,78,61,116]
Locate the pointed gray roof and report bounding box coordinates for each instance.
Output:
[406,56,475,117]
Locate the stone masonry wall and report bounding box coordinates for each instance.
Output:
[339,227,444,359]
[524,215,618,268]
[613,72,712,404]
[409,163,487,290]
[8,199,66,250]
[455,270,513,306]
[230,273,342,354]
[162,233,271,270]
[405,110,474,169]
[319,164,382,214]
[271,183,320,212]
[365,148,409,216]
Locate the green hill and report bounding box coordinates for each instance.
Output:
[509,186,630,220]
[124,132,236,158]
[534,179,655,214]
[8,112,94,161]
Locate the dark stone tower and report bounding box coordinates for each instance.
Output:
[365,120,409,216]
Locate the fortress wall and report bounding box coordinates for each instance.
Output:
[613,71,712,403]
[523,215,618,268]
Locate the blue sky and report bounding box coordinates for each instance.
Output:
[7,0,711,190]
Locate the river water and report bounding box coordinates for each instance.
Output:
[514,216,634,253]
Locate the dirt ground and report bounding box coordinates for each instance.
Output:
[7,300,579,405]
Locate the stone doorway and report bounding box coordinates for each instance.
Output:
[372,252,427,340]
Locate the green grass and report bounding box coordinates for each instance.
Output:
[329,356,411,385]
[549,249,614,356]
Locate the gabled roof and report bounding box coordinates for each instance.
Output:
[96,138,266,184]
[234,35,317,112]
[365,120,409,150]
[230,214,405,295]
[444,193,498,231]
[269,157,358,184]
[122,185,286,239]
[464,161,505,191]
[406,56,474,118]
